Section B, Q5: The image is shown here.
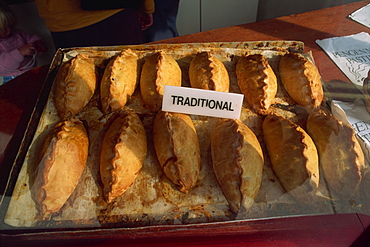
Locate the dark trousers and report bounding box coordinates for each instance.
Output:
[144,0,180,43]
[51,8,143,49]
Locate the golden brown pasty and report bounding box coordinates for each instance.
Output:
[100,109,147,203]
[33,118,89,219]
[153,111,201,193]
[362,168,370,202]
[189,51,229,92]
[263,114,319,203]
[236,54,277,115]
[279,52,324,111]
[362,70,370,114]
[54,54,97,119]
[211,118,264,213]
[100,49,139,113]
[306,109,365,198]
[140,51,182,112]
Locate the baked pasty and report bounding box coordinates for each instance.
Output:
[263,114,319,203]
[189,51,229,92]
[54,54,97,119]
[362,70,370,114]
[140,51,182,112]
[33,118,89,219]
[100,49,139,113]
[362,168,370,201]
[100,109,147,203]
[236,54,277,115]
[307,109,365,198]
[211,119,264,213]
[153,111,201,193]
[279,52,324,111]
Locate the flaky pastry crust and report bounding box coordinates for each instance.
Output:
[211,119,264,213]
[54,54,97,119]
[153,111,201,193]
[100,109,147,203]
[362,70,370,114]
[189,51,229,92]
[307,109,365,198]
[362,168,370,202]
[263,114,319,203]
[279,52,323,111]
[33,118,89,219]
[100,49,139,113]
[236,54,277,115]
[140,51,182,112]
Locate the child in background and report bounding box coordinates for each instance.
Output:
[0,1,46,85]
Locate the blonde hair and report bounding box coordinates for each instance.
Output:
[0,2,16,37]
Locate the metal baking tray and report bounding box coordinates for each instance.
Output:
[0,41,368,241]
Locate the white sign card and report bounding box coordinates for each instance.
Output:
[348,3,370,28]
[162,86,244,119]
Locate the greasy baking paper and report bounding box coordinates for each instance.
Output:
[316,32,370,87]
[3,42,369,230]
[3,44,294,228]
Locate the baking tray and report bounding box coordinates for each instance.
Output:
[0,41,368,240]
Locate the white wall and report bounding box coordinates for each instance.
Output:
[257,0,361,21]
[177,0,201,35]
[201,0,259,32]
[176,0,259,36]
[176,0,361,36]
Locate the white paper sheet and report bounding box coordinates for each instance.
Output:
[349,3,370,28]
[316,32,370,87]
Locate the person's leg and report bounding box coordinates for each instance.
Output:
[165,0,180,37]
[144,0,180,42]
[51,8,143,49]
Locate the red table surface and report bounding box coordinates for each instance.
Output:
[1,1,370,246]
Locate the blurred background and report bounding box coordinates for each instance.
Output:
[4,0,362,70]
